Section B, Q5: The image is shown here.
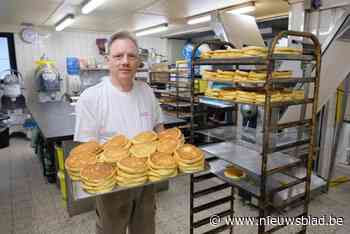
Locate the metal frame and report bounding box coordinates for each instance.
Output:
[189,31,321,234]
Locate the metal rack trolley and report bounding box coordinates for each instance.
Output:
[189,31,321,234]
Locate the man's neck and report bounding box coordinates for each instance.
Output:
[110,76,133,92]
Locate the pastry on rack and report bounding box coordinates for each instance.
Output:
[274,47,303,55]
[116,157,148,187]
[147,152,178,182]
[234,70,249,82]
[174,144,205,173]
[158,127,185,145]
[202,70,217,81]
[242,46,268,57]
[272,70,293,79]
[224,166,246,181]
[80,162,116,193]
[157,137,181,154]
[132,131,158,144]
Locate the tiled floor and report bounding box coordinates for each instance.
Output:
[1,138,350,234]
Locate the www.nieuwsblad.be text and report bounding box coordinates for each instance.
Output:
[209,215,344,227]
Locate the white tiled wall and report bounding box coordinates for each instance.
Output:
[12,30,167,101]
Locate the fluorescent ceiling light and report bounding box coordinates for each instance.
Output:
[55,14,75,31]
[82,0,105,14]
[135,23,168,37]
[227,2,255,15]
[187,15,212,25]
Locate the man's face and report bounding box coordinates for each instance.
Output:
[107,39,140,82]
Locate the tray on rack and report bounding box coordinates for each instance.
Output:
[201,142,301,177]
[70,163,210,201]
[193,54,315,65]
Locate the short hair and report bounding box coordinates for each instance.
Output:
[107,31,139,54]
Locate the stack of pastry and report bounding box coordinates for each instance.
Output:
[248,71,267,82]
[211,49,245,59]
[272,70,293,79]
[175,144,205,173]
[292,90,305,100]
[65,151,98,181]
[80,162,116,193]
[274,47,303,55]
[203,70,217,80]
[103,135,131,150]
[98,145,130,166]
[234,70,249,82]
[205,88,220,98]
[218,89,236,101]
[116,157,148,187]
[236,90,256,103]
[216,70,235,82]
[147,152,178,182]
[132,131,158,144]
[224,166,246,181]
[158,127,185,146]
[242,46,268,57]
[130,142,157,158]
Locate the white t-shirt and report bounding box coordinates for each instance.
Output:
[74,77,163,143]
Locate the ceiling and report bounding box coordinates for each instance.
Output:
[0,0,289,33]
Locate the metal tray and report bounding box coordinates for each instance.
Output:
[201,142,301,177]
[70,164,210,201]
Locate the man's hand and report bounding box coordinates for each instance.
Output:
[154,124,165,133]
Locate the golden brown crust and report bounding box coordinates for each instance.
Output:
[80,162,115,182]
[70,141,103,155]
[175,144,204,164]
[132,131,158,144]
[158,128,182,140]
[117,157,148,174]
[157,138,180,154]
[65,152,97,172]
[130,142,157,158]
[148,152,177,169]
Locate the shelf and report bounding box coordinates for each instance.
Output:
[204,77,315,85]
[201,142,301,177]
[199,96,314,107]
[207,158,299,198]
[193,54,315,66]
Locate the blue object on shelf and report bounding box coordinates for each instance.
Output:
[66,57,80,75]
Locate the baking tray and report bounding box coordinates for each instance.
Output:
[70,163,210,201]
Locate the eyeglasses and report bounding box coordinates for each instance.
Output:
[110,53,139,62]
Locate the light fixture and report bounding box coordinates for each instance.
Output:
[55,14,75,31]
[135,23,168,37]
[226,2,255,15]
[187,15,212,25]
[82,0,105,14]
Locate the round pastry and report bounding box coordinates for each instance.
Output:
[132,131,158,144]
[117,157,148,174]
[148,152,177,170]
[104,135,131,149]
[80,162,115,183]
[70,141,103,156]
[175,144,204,164]
[65,152,97,173]
[158,128,182,140]
[99,145,130,164]
[224,166,246,180]
[157,138,180,154]
[130,142,157,158]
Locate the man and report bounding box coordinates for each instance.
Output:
[74,31,163,234]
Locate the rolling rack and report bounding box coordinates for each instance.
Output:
[189,40,237,234]
[189,31,321,234]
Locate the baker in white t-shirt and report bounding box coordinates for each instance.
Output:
[74,31,163,234]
